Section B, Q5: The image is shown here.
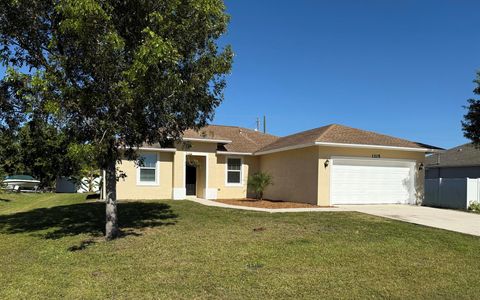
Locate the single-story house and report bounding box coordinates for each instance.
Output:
[426,143,480,179]
[116,124,441,206]
[424,143,480,209]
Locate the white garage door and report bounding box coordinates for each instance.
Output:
[330,158,415,205]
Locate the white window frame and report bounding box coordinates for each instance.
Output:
[136,152,160,186]
[225,156,243,187]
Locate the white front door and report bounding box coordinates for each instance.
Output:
[330,158,415,205]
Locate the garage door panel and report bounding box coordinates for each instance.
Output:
[331,158,414,205]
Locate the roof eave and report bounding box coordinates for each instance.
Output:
[254,142,442,156]
[138,147,177,152]
[216,151,254,156]
[315,142,444,153]
[426,163,480,168]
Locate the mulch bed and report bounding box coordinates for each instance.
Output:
[215,198,319,209]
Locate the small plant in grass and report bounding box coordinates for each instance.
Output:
[248,172,273,200]
[468,201,480,213]
[246,261,264,271]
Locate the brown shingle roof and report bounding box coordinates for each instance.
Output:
[183,125,279,153]
[257,124,441,153]
[142,123,441,154]
[426,143,480,167]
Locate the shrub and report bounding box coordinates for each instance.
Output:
[247,172,273,200]
[468,201,480,213]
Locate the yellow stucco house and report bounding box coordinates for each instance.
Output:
[115,124,441,206]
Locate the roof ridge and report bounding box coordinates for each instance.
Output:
[275,124,334,139]
[315,124,337,141]
[208,124,278,138]
[326,123,418,144]
[208,124,239,128]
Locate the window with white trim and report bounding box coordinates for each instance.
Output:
[226,158,242,185]
[138,153,158,184]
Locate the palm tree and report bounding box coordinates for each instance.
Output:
[247,172,273,200]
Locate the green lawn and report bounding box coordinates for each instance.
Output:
[1,194,480,299]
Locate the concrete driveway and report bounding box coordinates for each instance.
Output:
[340,205,480,237]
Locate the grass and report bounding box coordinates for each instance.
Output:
[1,193,480,299]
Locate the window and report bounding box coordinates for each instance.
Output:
[137,153,158,185]
[226,158,242,185]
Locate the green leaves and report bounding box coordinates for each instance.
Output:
[462,98,480,147]
[0,0,233,184]
[56,0,111,33]
[126,28,180,78]
[462,71,480,147]
[248,172,274,200]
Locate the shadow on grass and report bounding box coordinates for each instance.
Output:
[86,194,100,200]
[0,202,178,240]
[0,198,11,202]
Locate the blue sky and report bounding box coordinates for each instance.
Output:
[1,1,478,149]
[213,0,480,148]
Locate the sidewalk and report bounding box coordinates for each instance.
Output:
[187,198,350,213]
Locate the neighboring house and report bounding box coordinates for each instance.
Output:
[426,143,480,179]
[424,143,480,209]
[115,124,441,206]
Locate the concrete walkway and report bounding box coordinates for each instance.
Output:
[188,198,349,213]
[188,199,480,236]
[341,205,480,237]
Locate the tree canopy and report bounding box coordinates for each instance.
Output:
[463,71,480,147]
[0,0,233,239]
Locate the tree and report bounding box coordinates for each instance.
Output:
[0,100,82,188]
[248,172,273,200]
[462,71,480,147]
[0,166,5,192]
[463,101,480,147]
[17,119,81,188]
[67,143,101,193]
[0,0,232,240]
[0,78,24,177]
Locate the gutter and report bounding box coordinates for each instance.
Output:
[137,147,177,152]
[254,142,444,156]
[216,151,254,156]
[314,142,444,153]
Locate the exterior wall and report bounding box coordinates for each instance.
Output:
[213,155,260,199]
[117,151,174,200]
[116,141,258,200]
[115,141,427,204]
[258,146,426,206]
[259,146,319,205]
[426,166,480,179]
[318,147,426,206]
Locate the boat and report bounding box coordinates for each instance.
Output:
[3,175,41,191]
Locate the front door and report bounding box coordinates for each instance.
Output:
[186,165,197,196]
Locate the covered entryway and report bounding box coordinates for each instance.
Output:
[330,157,415,205]
[185,155,206,198]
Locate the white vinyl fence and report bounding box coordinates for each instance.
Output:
[56,176,102,194]
[425,178,480,209]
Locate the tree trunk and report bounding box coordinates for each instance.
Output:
[105,159,119,240]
